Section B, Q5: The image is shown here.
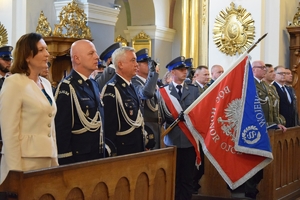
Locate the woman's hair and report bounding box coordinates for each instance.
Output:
[10,33,43,75]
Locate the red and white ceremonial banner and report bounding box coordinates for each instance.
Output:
[184,53,273,189]
[160,87,201,166]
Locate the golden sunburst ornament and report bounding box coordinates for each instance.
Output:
[0,22,8,47]
[213,2,255,56]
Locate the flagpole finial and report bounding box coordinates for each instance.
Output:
[247,33,268,54]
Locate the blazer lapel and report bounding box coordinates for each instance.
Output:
[169,83,181,100]
[181,83,190,100]
[72,71,95,101]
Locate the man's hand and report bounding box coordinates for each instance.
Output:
[148,59,156,72]
[178,111,185,122]
[277,124,287,132]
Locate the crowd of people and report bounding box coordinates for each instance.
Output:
[0,32,299,200]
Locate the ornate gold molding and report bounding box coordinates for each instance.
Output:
[36,11,52,37]
[52,0,92,39]
[132,31,151,56]
[0,22,8,47]
[293,3,300,26]
[115,35,127,47]
[213,2,255,56]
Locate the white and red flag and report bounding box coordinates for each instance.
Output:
[184,53,273,189]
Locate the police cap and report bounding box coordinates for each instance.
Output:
[166,56,187,71]
[98,59,106,69]
[136,48,149,62]
[185,58,193,67]
[0,46,13,61]
[100,42,122,62]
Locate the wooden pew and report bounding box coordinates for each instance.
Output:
[0,147,176,200]
[199,127,300,200]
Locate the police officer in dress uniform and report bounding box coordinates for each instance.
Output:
[101,46,145,156]
[96,42,122,91]
[131,48,160,149]
[54,40,105,165]
[0,46,13,90]
[0,45,13,140]
[160,56,200,200]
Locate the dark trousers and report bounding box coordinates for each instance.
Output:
[193,142,205,191]
[175,147,196,200]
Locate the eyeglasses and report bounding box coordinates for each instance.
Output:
[253,66,266,70]
[276,72,286,76]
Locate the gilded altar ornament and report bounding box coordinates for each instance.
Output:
[0,22,8,47]
[53,0,92,39]
[213,2,255,56]
[115,35,127,47]
[293,3,300,26]
[36,11,52,37]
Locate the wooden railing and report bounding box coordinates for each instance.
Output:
[199,127,300,200]
[0,147,176,200]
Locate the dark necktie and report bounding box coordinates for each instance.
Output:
[281,86,291,103]
[86,79,95,98]
[176,85,182,98]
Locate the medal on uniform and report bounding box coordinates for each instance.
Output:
[86,106,89,117]
[129,110,133,116]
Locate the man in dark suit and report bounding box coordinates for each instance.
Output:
[194,65,209,94]
[274,65,298,127]
[131,48,160,149]
[160,56,200,200]
[101,46,145,156]
[54,40,105,165]
[96,42,122,91]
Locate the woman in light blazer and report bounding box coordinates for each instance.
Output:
[0,33,58,184]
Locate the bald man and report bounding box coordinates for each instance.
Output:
[54,40,105,165]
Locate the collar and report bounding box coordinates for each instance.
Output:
[254,77,262,83]
[136,74,146,83]
[275,81,284,88]
[117,73,131,85]
[196,80,205,88]
[172,81,184,89]
[75,70,88,81]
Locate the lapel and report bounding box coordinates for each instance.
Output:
[181,82,190,100]
[169,82,181,100]
[71,70,96,101]
[255,79,268,95]
[116,75,139,102]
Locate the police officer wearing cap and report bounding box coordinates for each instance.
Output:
[54,40,105,165]
[131,48,160,149]
[0,45,13,140]
[0,46,13,90]
[101,46,145,156]
[96,42,122,91]
[160,56,200,200]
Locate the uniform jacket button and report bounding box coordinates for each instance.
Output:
[48,124,51,127]
[48,133,51,137]
[48,113,52,117]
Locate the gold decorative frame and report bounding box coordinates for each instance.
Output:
[0,22,8,47]
[132,31,151,56]
[115,35,127,47]
[213,2,255,56]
